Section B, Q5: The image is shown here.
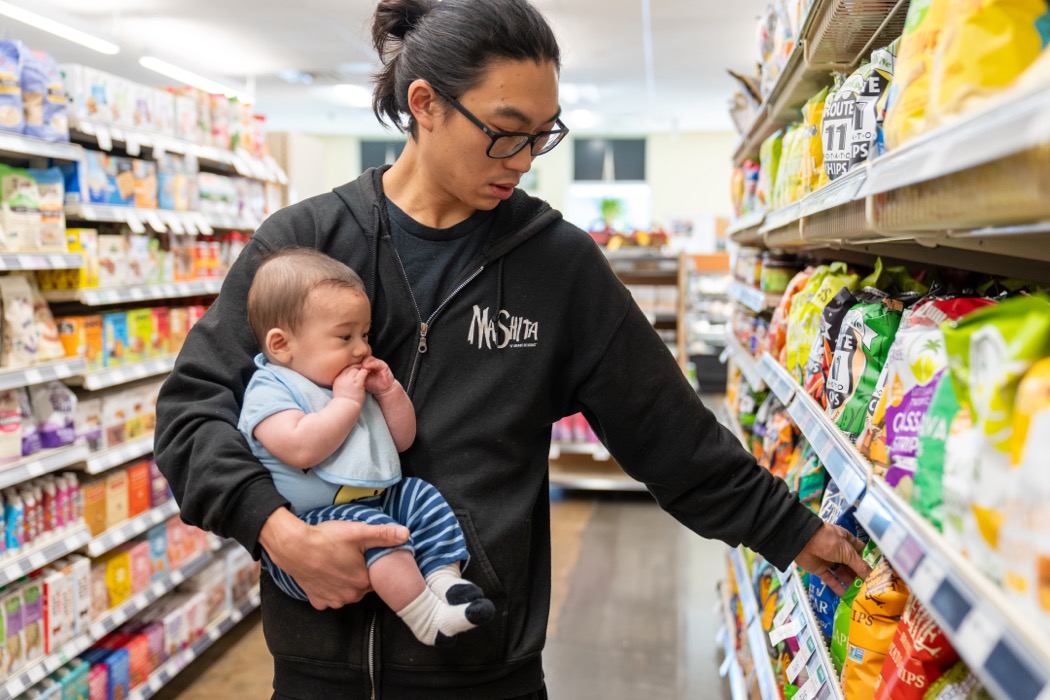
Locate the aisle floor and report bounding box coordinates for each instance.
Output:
[154,493,731,700]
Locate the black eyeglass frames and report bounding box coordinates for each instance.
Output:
[430,84,569,159]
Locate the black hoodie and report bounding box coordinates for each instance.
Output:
[155,168,821,699]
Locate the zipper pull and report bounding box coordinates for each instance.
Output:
[418,323,428,354]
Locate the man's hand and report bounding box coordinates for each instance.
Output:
[259,508,409,610]
[795,522,871,596]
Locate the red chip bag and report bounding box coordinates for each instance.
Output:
[874,596,959,699]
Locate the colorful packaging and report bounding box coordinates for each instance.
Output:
[126,461,150,518]
[102,393,127,448]
[772,124,805,208]
[21,580,44,665]
[0,41,25,135]
[769,268,814,364]
[57,316,104,371]
[784,265,833,378]
[843,558,911,697]
[97,234,127,289]
[883,0,951,148]
[104,469,128,531]
[80,478,106,537]
[792,443,827,514]
[799,87,828,197]
[30,383,77,449]
[928,0,1050,126]
[102,312,128,369]
[791,264,859,384]
[101,549,132,608]
[0,273,40,368]
[21,49,68,142]
[147,522,169,579]
[827,297,904,441]
[16,387,40,458]
[150,307,170,357]
[757,129,782,210]
[832,542,884,675]
[873,596,958,700]
[803,286,858,408]
[0,164,42,251]
[810,481,870,642]
[941,296,1050,579]
[26,168,67,251]
[923,661,993,699]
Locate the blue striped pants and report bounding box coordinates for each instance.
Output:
[262,477,470,602]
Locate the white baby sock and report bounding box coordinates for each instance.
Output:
[425,563,484,605]
[396,587,495,647]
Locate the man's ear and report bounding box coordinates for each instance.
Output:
[266,328,292,363]
[407,79,441,133]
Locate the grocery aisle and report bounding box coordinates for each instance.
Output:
[151,488,731,699]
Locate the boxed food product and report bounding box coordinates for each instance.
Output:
[30,382,77,449]
[59,64,111,123]
[179,557,229,624]
[81,647,129,700]
[64,228,99,290]
[132,160,157,210]
[226,546,260,602]
[41,568,72,655]
[3,587,25,676]
[0,390,27,466]
[125,540,152,595]
[21,580,44,666]
[59,555,92,638]
[104,633,149,689]
[139,596,187,658]
[61,659,91,700]
[100,548,132,608]
[146,522,168,579]
[90,561,109,619]
[150,307,170,358]
[148,459,169,508]
[126,461,150,518]
[87,663,108,700]
[21,49,68,142]
[130,82,155,131]
[173,94,197,142]
[154,89,175,136]
[104,469,128,530]
[124,388,144,441]
[101,312,127,369]
[168,307,189,353]
[27,168,67,251]
[80,477,106,537]
[0,164,42,251]
[124,308,152,366]
[101,393,127,448]
[0,274,41,368]
[0,41,25,135]
[97,234,127,289]
[57,316,103,371]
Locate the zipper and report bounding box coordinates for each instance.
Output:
[368,610,377,700]
[389,245,485,394]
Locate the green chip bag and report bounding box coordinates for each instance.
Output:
[911,372,963,531]
[922,661,993,699]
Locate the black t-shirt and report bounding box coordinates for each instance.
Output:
[386,197,493,320]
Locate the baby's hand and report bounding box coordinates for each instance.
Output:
[362,357,396,396]
[333,365,368,404]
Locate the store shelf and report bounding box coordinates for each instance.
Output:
[44,279,222,306]
[0,357,88,392]
[549,441,610,461]
[729,547,780,700]
[0,551,214,700]
[86,501,180,558]
[778,572,843,700]
[725,338,765,393]
[855,480,1050,700]
[202,211,262,231]
[129,589,262,700]
[728,281,780,314]
[717,581,749,700]
[0,253,83,271]
[0,524,91,588]
[64,203,215,236]
[757,352,796,405]
[82,435,155,475]
[0,443,90,491]
[71,355,177,391]
[727,212,765,246]
[0,131,84,163]
[548,468,645,493]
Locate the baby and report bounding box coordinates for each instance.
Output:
[238,247,493,646]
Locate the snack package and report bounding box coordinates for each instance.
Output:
[0,41,25,135]
[864,298,996,492]
[874,596,959,699]
[941,295,1050,580]
[759,406,798,479]
[20,49,68,142]
[30,382,77,449]
[0,274,40,368]
[909,372,960,531]
[999,358,1050,627]
[791,442,827,514]
[842,558,911,697]
[0,164,42,251]
[25,168,66,252]
[923,661,993,699]
[24,272,65,362]
[773,124,805,208]
[758,130,783,211]
[827,296,904,441]
[928,0,1050,125]
[789,264,859,383]
[799,87,828,198]
[0,389,22,466]
[883,0,951,148]
[769,267,814,363]
[15,388,39,458]
[803,286,857,408]
[832,541,885,675]
[820,73,849,180]
[809,481,868,643]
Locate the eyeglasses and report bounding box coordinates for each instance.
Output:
[431,84,569,159]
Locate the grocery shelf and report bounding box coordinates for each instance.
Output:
[0,253,83,271]
[855,480,1050,700]
[729,547,780,700]
[71,355,177,391]
[82,434,155,475]
[548,441,610,462]
[717,581,748,700]
[202,211,262,231]
[0,131,84,163]
[727,212,765,246]
[0,551,214,700]
[86,500,180,558]
[760,201,803,237]
[64,203,214,236]
[547,467,645,493]
[0,443,91,491]
[44,279,223,305]
[780,572,842,700]
[0,357,88,392]
[0,523,91,587]
[728,281,780,314]
[757,353,796,405]
[725,338,765,393]
[129,588,262,700]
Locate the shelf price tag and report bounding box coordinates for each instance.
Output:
[786,632,816,683]
[125,211,147,234]
[96,127,113,152]
[769,617,804,646]
[774,586,800,628]
[719,653,734,678]
[955,607,998,666]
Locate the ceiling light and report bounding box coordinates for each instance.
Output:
[0,0,120,54]
[329,84,373,109]
[139,56,254,103]
[566,109,602,129]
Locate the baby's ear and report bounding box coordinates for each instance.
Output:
[266,328,292,362]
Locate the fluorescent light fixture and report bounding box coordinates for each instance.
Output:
[566,109,602,129]
[329,84,372,109]
[139,56,253,103]
[0,0,120,54]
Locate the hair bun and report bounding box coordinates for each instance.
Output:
[372,0,435,54]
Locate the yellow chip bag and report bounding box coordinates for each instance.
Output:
[789,263,859,383]
[883,0,951,149]
[799,87,828,199]
[785,265,833,378]
[928,0,1050,125]
[843,558,910,698]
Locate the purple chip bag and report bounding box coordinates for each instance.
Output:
[30,382,77,448]
[15,388,40,457]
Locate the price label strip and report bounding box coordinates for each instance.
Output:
[786,632,817,683]
[769,617,805,647]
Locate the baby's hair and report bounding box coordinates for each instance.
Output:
[247,248,366,349]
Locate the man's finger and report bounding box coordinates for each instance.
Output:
[350,522,411,549]
[842,540,872,580]
[818,568,848,597]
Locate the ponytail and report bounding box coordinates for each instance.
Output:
[370,0,561,135]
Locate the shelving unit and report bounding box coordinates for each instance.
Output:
[70,355,178,391]
[717,581,748,700]
[0,524,91,588]
[86,501,180,558]
[0,131,84,163]
[81,435,155,475]
[43,280,223,306]
[728,546,780,700]
[0,358,88,392]
[128,588,262,700]
[64,204,215,236]
[0,443,91,491]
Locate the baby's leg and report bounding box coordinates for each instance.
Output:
[370,550,494,647]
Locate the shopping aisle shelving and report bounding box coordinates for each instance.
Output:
[43,280,224,306]
[81,435,155,475]
[0,524,91,588]
[728,547,780,700]
[0,443,91,491]
[717,580,749,700]
[71,355,178,391]
[0,358,89,392]
[85,500,180,557]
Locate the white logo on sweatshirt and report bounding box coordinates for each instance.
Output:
[468,305,539,349]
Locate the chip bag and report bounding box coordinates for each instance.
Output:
[828,296,905,441]
[928,0,1050,126]
[803,286,858,409]
[760,405,799,479]
[941,295,1050,580]
[773,124,806,208]
[788,442,828,514]
[922,661,993,699]
[910,372,962,531]
[832,541,884,676]
[784,265,833,376]
[770,267,815,363]
[758,130,783,211]
[873,596,959,700]
[883,0,951,148]
[787,263,858,383]
[843,558,911,698]
[799,87,828,198]
[810,481,869,643]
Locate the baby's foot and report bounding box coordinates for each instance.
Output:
[425,563,484,605]
[397,588,495,647]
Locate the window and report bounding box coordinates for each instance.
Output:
[573,138,646,181]
[360,140,406,171]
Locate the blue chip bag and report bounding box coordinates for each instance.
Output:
[0,41,25,134]
[808,481,869,640]
[21,48,68,142]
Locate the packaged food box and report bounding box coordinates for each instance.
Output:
[123,308,151,366]
[126,461,150,519]
[101,549,132,608]
[80,477,106,537]
[81,647,129,700]
[149,307,169,358]
[59,64,113,123]
[146,522,168,579]
[178,557,229,624]
[41,568,72,654]
[90,561,109,619]
[21,580,44,666]
[103,469,128,531]
[60,555,91,637]
[168,307,189,353]
[87,663,108,700]
[101,393,127,448]
[3,587,25,676]
[96,235,126,290]
[56,316,103,371]
[74,396,102,452]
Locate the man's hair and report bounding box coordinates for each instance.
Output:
[247,248,366,349]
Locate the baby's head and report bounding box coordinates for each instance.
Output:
[247,248,372,387]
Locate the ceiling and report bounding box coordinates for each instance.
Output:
[3,0,767,136]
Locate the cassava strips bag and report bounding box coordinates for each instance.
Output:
[827,295,904,441]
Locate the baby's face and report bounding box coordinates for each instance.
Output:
[286,287,372,387]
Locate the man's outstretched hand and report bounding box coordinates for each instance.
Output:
[795,522,871,596]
